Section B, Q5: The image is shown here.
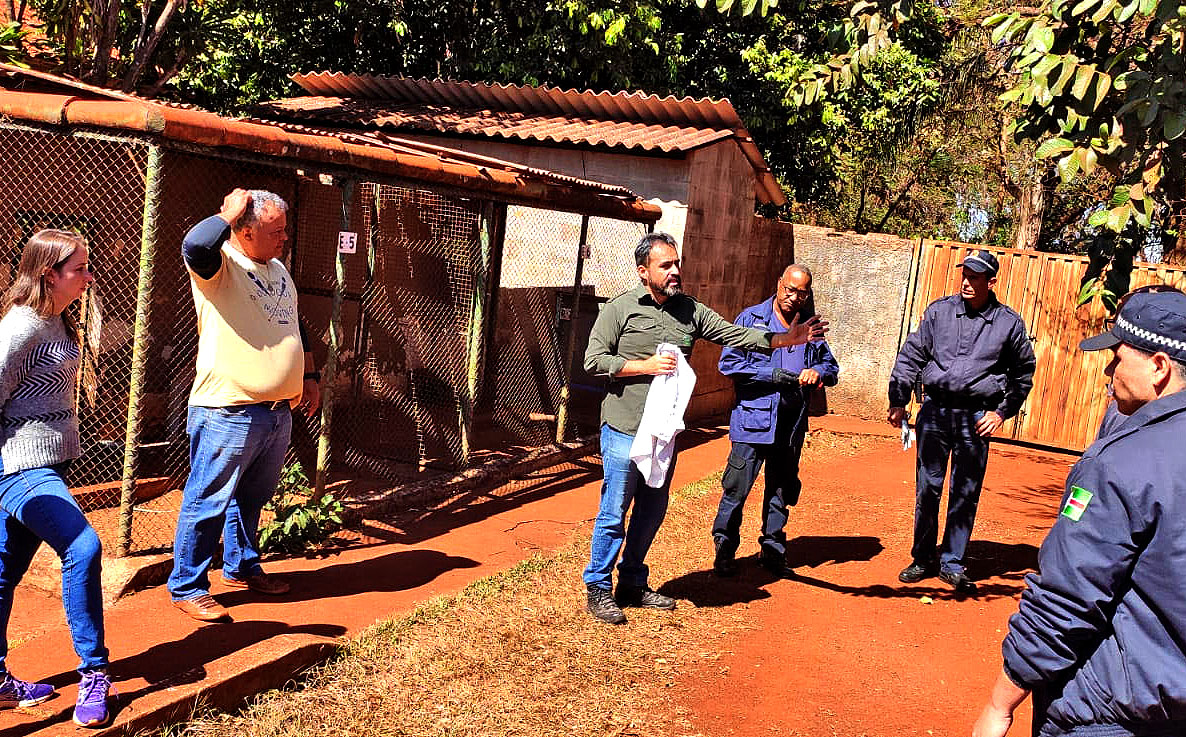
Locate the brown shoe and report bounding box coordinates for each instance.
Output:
[222,572,290,595]
[173,594,230,622]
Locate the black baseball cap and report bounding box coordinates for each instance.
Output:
[1080,291,1186,361]
[959,250,999,276]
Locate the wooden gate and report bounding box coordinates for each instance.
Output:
[904,241,1186,452]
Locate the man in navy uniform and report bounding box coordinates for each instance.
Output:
[887,250,1036,593]
[711,264,839,578]
[971,289,1186,737]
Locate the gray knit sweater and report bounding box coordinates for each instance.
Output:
[0,305,81,473]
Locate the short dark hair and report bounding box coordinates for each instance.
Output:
[634,232,679,267]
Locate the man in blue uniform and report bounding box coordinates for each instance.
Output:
[711,264,839,578]
[971,289,1186,737]
[888,250,1036,593]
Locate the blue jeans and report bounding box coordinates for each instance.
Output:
[0,462,107,672]
[912,402,990,575]
[712,424,806,559]
[168,404,291,601]
[582,424,677,591]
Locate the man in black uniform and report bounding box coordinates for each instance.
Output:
[887,250,1036,592]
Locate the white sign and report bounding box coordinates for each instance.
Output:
[337,231,357,254]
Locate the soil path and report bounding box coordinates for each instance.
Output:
[670,428,1075,737]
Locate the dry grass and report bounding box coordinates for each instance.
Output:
[168,431,868,737]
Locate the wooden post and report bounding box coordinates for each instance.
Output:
[314,178,353,496]
[458,201,498,466]
[555,215,591,444]
[117,144,162,557]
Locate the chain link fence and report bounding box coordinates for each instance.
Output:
[0,118,649,557]
[485,206,645,446]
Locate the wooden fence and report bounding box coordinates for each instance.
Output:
[904,241,1186,452]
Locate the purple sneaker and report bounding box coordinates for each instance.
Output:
[0,671,54,708]
[72,669,110,727]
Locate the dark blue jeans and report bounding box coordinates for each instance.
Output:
[0,462,107,672]
[582,424,677,591]
[911,401,990,575]
[712,423,806,559]
[168,404,291,601]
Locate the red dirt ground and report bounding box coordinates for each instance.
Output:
[666,428,1076,737]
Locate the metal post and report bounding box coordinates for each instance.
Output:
[314,178,353,495]
[555,215,591,444]
[117,144,163,557]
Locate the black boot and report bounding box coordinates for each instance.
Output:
[759,550,796,579]
[615,585,676,610]
[586,586,627,624]
[713,541,738,577]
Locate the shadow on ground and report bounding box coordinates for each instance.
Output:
[659,534,1038,607]
[219,548,480,607]
[660,535,885,608]
[0,619,347,737]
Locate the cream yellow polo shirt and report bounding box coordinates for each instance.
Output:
[188,243,304,407]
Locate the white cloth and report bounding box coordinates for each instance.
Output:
[630,343,697,487]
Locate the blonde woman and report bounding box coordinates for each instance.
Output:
[0,229,109,727]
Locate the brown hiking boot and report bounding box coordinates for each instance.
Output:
[172,594,230,622]
[222,572,290,595]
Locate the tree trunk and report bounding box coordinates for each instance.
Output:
[121,0,182,92]
[2,1,14,22]
[86,0,123,85]
[140,47,188,98]
[1014,164,1056,250]
[1157,165,1186,265]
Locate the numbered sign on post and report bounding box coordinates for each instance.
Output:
[337,231,357,254]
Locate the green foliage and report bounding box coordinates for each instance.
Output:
[989,0,1185,238]
[0,22,31,67]
[258,461,345,555]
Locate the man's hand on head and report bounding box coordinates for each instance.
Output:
[219,188,251,228]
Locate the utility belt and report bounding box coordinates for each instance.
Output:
[923,392,999,412]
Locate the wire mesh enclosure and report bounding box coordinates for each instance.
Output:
[487,207,645,445]
[0,118,648,557]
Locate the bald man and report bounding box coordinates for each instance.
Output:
[711,265,839,579]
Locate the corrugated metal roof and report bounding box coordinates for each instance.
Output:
[291,72,746,129]
[275,73,785,205]
[255,97,735,155]
[0,83,662,223]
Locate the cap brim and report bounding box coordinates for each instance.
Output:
[956,261,995,274]
[1079,331,1122,351]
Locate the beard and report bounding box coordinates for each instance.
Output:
[651,276,681,297]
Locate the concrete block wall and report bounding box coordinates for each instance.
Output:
[793,224,917,420]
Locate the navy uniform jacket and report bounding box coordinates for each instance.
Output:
[719,298,839,445]
[1002,389,1186,736]
[888,293,1035,418]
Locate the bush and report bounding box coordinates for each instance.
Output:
[258,461,345,555]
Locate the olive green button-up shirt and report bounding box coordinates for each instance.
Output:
[584,283,775,435]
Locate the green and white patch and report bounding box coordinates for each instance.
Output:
[1061,486,1094,522]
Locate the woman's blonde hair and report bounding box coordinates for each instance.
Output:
[2,229,86,339]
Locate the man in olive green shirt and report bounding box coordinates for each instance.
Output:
[581,232,827,624]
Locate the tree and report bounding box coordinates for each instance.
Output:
[715,0,1184,304]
